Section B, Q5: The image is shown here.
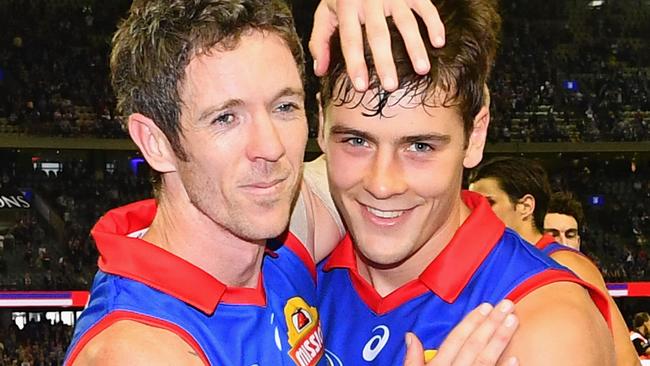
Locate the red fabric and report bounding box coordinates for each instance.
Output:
[280,231,316,281]
[64,310,209,366]
[534,234,556,250]
[507,269,612,331]
[92,199,268,315]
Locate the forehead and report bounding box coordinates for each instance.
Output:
[470,177,506,196]
[544,213,578,229]
[180,31,302,117]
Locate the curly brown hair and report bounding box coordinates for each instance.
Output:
[320,0,501,142]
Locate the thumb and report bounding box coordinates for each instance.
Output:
[403,332,425,366]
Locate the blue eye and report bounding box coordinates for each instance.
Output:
[407,143,432,153]
[344,137,367,146]
[276,102,298,113]
[213,113,235,125]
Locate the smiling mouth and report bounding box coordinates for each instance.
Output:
[365,206,407,219]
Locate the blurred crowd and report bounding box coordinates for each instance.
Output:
[545,156,650,282]
[0,1,648,141]
[0,319,70,366]
[0,0,129,138]
[0,160,151,291]
[489,1,650,143]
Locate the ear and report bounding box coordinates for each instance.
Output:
[128,113,178,174]
[516,194,536,222]
[316,92,328,154]
[463,105,490,168]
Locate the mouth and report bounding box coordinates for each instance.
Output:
[361,204,414,226]
[247,178,286,189]
[241,177,290,195]
[366,206,406,219]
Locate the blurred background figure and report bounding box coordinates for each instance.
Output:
[468,156,640,365]
[545,191,584,251]
[631,312,650,363]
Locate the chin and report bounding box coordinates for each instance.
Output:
[357,245,410,269]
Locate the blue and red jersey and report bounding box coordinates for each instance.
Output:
[535,234,582,256]
[65,199,326,366]
[317,191,610,365]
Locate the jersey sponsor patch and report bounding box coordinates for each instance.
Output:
[284,297,324,366]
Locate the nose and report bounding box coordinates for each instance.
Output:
[247,112,286,162]
[363,148,407,199]
[557,232,568,245]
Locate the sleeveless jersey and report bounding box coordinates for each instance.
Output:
[535,234,582,256]
[317,191,610,365]
[65,199,326,366]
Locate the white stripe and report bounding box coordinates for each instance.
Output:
[608,289,628,297]
[0,299,73,307]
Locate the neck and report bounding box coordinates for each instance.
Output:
[358,198,470,297]
[142,190,265,288]
[518,224,543,245]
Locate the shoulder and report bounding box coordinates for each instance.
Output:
[506,281,614,366]
[550,250,607,288]
[71,320,204,366]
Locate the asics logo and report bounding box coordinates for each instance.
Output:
[362,325,390,361]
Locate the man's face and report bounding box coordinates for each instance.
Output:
[468,178,520,230]
[544,213,580,250]
[174,31,307,242]
[320,88,485,269]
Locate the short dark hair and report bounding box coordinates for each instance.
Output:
[319,0,501,142]
[547,191,585,228]
[111,0,304,161]
[634,312,650,328]
[468,156,551,233]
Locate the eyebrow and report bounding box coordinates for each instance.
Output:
[398,133,451,145]
[198,99,243,123]
[328,125,451,146]
[197,87,305,123]
[329,126,378,145]
[271,87,305,102]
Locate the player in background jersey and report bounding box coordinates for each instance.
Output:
[312,0,615,363]
[544,191,584,251]
[468,156,639,365]
[66,0,518,365]
[631,312,650,359]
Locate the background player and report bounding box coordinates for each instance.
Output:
[544,191,584,251]
[631,312,650,361]
[468,156,639,365]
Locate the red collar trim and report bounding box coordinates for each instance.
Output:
[419,191,505,302]
[324,191,505,309]
[91,199,267,315]
[535,234,556,250]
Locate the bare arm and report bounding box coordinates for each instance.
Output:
[505,282,614,366]
[551,251,641,366]
[310,0,446,91]
[71,321,203,366]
